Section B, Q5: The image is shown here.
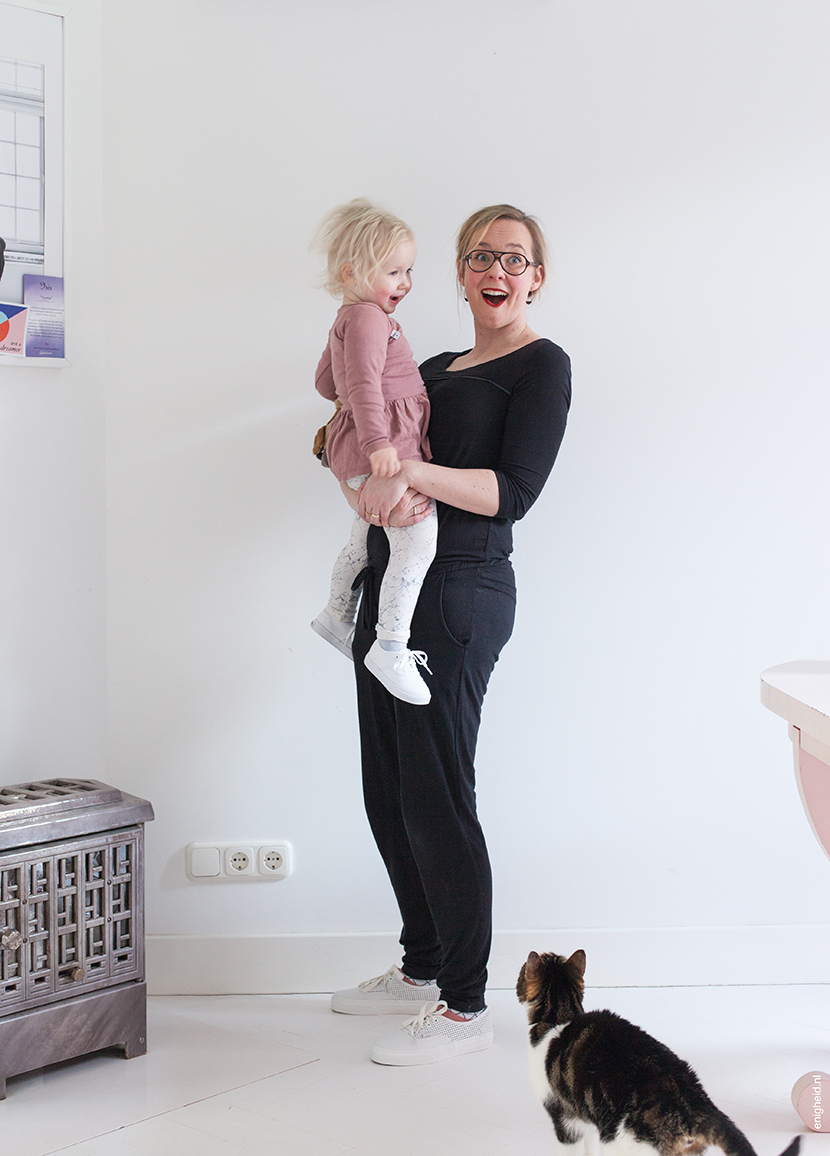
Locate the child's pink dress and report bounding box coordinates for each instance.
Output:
[315,302,431,481]
[313,300,438,670]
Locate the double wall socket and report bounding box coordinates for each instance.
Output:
[187,842,292,881]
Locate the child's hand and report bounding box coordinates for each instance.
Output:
[369,447,401,478]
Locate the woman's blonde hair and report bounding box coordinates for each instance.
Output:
[456,204,549,302]
[312,198,414,298]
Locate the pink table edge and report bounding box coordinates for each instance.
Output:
[761,660,830,864]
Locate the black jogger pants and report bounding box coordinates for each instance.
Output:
[353,548,516,1012]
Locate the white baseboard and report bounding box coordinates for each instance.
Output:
[146,924,830,995]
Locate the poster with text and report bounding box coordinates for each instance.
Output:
[0,4,63,350]
[0,301,27,355]
[23,272,63,356]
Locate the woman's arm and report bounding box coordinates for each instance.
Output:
[340,480,359,510]
[401,461,498,517]
[357,462,498,525]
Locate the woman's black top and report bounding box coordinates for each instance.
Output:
[415,338,571,567]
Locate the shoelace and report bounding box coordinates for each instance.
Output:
[403,1000,447,1035]
[393,650,433,676]
[358,966,400,992]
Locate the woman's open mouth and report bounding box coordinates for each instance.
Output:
[481,289,508,307]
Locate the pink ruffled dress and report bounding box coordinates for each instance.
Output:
[315,302,430,482]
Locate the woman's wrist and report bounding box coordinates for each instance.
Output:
[399,459,422,491]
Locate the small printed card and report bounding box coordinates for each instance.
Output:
[0,303,28,356]
[23,275,64,358]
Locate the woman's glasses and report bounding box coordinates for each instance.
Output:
[463,249,538,276]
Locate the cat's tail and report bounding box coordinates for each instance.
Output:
[775,1139,801,1156]
[709,1116,800,1156]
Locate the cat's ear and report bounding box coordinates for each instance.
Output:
[566,949,586,988]
[521,951,544,1001]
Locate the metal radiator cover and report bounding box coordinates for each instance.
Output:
[0,778,153,1097]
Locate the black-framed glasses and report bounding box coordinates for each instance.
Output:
[463,249,538,276]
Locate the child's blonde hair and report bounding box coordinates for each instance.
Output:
[313,198,414,298]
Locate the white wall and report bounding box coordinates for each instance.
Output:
[0,1,106,784]
[101,0,830,990]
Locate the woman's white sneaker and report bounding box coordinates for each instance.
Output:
[370,1001,493,1065]
[364,640,431,705]
[330,965,440,1015]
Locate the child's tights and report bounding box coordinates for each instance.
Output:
[327,498,437,645]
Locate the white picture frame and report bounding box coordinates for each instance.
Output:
[0,0,64,364]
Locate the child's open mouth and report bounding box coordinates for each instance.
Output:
[481,289,508,307]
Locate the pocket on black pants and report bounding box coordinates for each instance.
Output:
[438,565,516,649]
[438,569,478,647]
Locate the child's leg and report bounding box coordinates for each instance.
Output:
[326,508,370,624]
[377,504,438,644]
[363,506,438,704]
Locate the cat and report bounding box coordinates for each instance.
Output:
[517,950,800,1156]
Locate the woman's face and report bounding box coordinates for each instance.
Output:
[459,219,543,331]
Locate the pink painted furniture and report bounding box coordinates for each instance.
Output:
[761,661,830,861]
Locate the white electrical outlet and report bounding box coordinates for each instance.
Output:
[258,844,292,878]
[187,842,293,881]
[225,847,254,875]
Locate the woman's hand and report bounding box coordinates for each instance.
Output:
[358,471,430,527]
[388,489,433,528]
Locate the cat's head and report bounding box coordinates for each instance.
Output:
[517,949,586,1025]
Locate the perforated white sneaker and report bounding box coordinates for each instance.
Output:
[370,1001,493,1065]
[364,640,431,705]
[311,609,354,659]
[330,965,440,1015]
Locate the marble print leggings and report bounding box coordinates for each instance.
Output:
[326,474,438,644]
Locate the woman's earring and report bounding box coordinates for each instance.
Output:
[526,294,533,305]
[463,294,468,301]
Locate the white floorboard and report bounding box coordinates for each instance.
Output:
[2,984,827,1156]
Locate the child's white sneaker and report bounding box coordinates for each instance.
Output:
[370,1002,493,1065]
[364,640,431,705]
[311,609,354,659]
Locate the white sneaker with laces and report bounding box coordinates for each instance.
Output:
[364,640,431,705]
[370,1001,493,1065]
[330,965,440,1015]
[311,609,354,659]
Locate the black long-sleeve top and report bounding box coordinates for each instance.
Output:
[414,338,571,567]
[366,338,570,570]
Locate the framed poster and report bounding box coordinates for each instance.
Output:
[0,1,63,361]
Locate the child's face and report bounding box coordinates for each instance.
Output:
[345,239,416,314]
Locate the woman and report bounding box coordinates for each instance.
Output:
[330,205,571,1065]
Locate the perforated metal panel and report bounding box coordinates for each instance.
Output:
[0,778,153,1097]
[0,830,144,1015]
[0,779,122,820]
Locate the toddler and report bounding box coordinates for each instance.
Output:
[311,199,437,705]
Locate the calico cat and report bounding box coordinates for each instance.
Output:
[517,950,800,1156]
